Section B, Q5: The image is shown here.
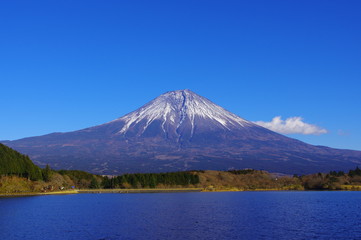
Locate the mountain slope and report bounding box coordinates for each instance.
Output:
[3,90,361,174]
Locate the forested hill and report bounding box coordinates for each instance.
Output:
[0,143,42,180]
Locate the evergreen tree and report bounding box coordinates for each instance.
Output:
[89,177,100,189]
[42,164,52,182]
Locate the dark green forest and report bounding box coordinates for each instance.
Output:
[0,143,42,180]
[102,172,200,189]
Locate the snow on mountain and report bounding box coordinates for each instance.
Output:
[113,89,251,137]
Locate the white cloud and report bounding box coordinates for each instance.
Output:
[254,116,328,135]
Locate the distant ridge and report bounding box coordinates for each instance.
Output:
[3,89,361,175]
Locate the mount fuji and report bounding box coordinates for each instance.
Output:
[3,89,361,174]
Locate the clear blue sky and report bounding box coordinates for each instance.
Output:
[1,0,360,150]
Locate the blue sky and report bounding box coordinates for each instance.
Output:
[1,0,360,150]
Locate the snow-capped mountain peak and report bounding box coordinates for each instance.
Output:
[115,89,251,136]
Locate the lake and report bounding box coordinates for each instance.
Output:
[1,191,361,240]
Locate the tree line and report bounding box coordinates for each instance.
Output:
[102,172,200,189]
[301,166,361,190]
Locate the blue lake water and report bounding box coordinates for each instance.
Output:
[1,191,361,240]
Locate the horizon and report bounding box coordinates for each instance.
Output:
[1,1,360,151]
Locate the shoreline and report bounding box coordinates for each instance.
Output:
[78,188,203,194]
[2,186,361,198]
[0,190,79,198]
[0,188,202,197]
